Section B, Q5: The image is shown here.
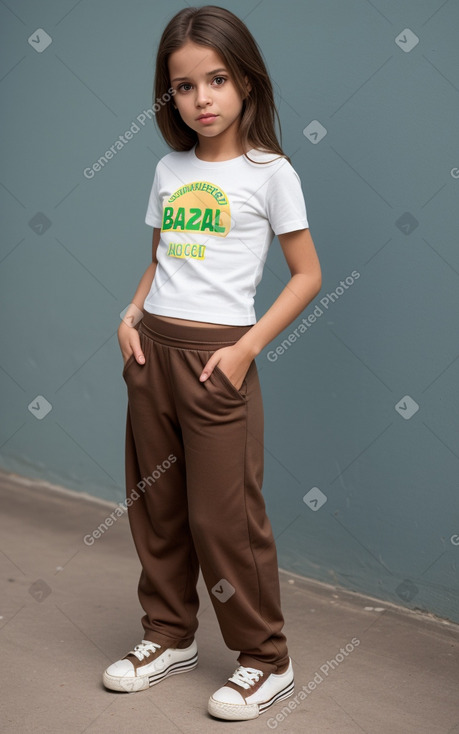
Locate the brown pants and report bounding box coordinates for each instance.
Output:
[122,311,288,675]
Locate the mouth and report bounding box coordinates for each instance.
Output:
[197,113,218,121]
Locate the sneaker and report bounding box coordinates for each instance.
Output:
[208,658,294,720]
[102,639,198,692]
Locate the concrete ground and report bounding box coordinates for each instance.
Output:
[1,470,458,734]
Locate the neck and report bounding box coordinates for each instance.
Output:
[194,124,251,162]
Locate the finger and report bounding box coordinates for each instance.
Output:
[199,355,217,382]
[130,333,145,364]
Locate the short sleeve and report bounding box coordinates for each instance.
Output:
[144,164,163,227]
[265,159,309,235]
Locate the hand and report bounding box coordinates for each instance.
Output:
[199,343,253,391]
[118,321,145,366]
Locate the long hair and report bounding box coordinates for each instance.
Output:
[153,5,288,163]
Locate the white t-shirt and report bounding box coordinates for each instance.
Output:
[143,144,309,325]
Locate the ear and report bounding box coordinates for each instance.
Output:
[244,75,252,94]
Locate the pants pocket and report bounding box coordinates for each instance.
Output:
[122,329,149,380]
[122,353,136,380]
[212,364,248,401]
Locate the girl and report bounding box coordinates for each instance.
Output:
[103,4,322,722]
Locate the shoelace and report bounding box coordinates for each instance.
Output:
[228,665,264,690]
[129,640,161,662]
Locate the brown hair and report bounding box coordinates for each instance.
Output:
[153,5,288,163]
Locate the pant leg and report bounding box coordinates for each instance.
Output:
[169,343,289,676]
[122,325,199,648]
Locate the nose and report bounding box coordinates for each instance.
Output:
[195,83,212,108]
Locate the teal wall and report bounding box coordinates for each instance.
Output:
[1,0,458,622]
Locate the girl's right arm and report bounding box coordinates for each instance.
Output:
[118,227,160,366]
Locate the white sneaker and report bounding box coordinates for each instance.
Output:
[208,659,294,720]
[102,639,198,692]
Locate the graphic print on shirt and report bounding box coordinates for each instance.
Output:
[161,181,230,261]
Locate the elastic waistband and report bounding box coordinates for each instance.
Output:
[139,311,252,349]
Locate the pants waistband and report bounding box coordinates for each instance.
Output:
[139,311,253,349]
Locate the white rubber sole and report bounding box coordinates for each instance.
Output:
[208,678,295,721]
[103,650,198,693]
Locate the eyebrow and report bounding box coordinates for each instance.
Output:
[171,68,228,83]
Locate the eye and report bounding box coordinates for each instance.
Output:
[177,82,192,92]
[213,76,226,86]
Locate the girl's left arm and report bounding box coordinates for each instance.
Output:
[200,228,322,388]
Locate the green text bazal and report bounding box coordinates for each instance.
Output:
[162,207,226,233]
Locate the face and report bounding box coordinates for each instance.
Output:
[168,41,250,146]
